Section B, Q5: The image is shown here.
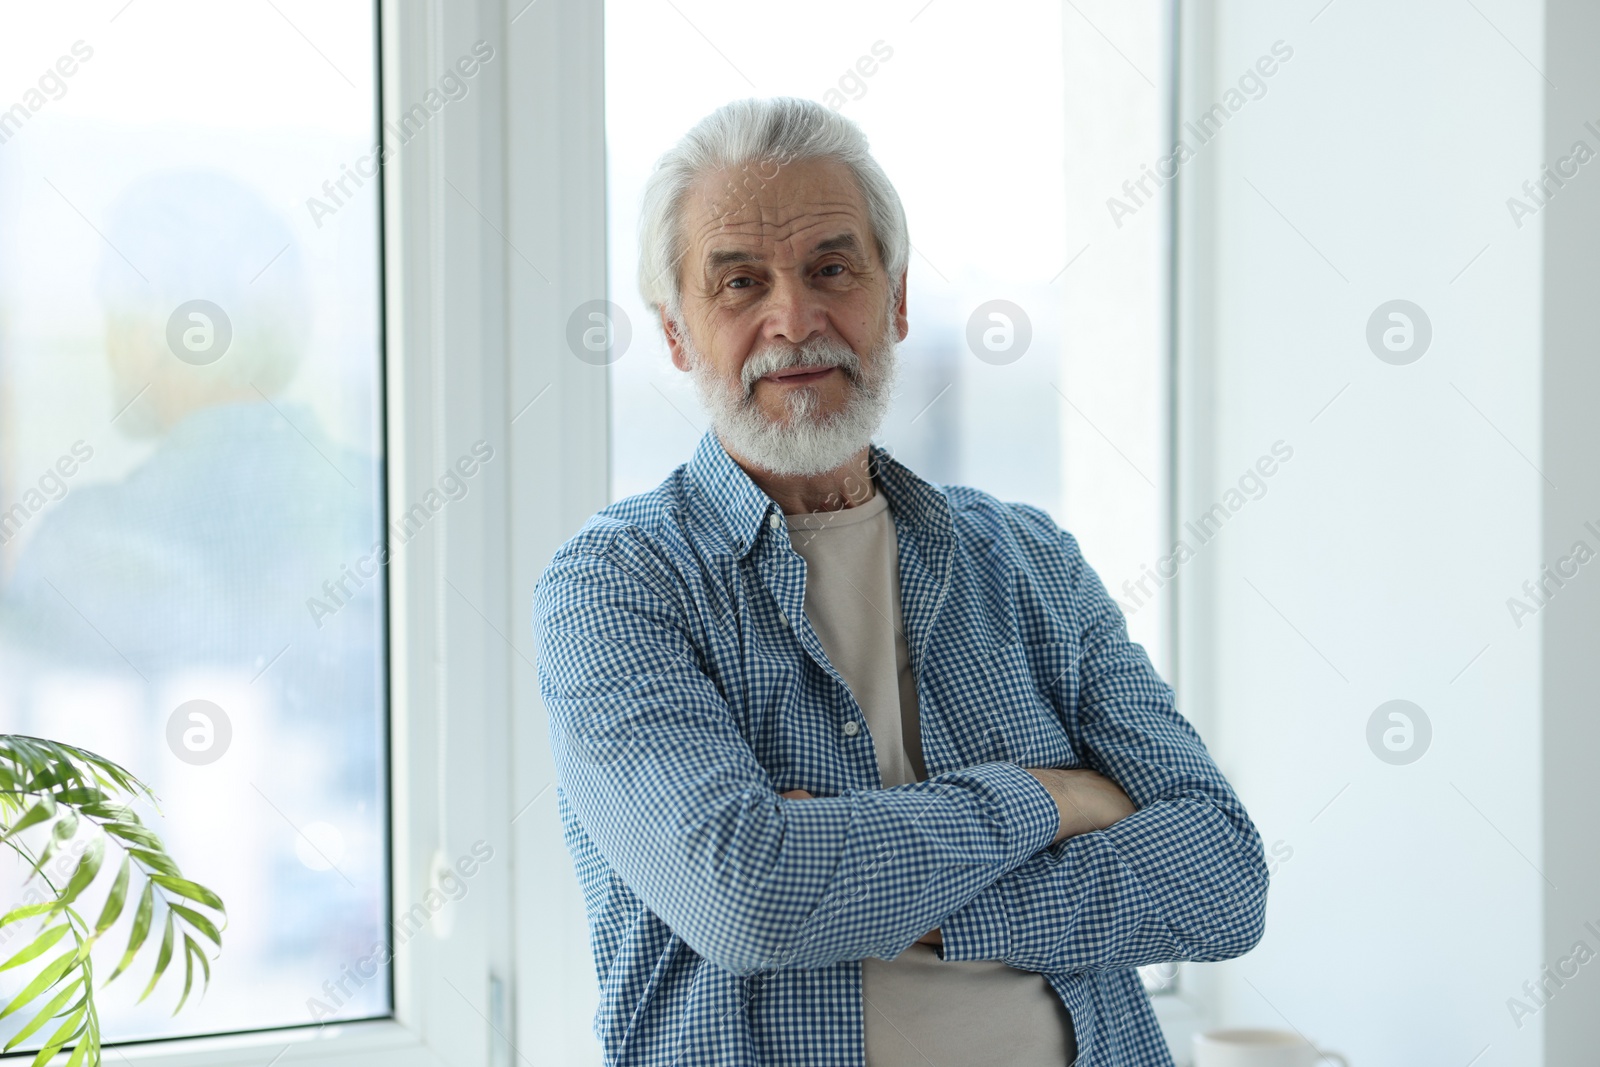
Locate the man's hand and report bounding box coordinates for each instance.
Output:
[1025,767,1136,845]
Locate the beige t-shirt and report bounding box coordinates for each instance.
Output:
[786,488,1077,1067]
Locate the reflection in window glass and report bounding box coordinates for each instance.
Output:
[0,0,388,1043]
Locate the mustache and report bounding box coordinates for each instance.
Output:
[739,336,862,397]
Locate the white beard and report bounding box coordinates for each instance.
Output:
[683,309,899,478]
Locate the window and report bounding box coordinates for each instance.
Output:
[0,0,389,1045]
[605,0,1174,993]
[0,1,1178,1058]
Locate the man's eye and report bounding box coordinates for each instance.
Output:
[818,263,846,277]
[727,276,754,289]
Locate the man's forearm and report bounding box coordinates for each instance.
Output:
[797,768,1137,953]
[568,754,1066,976]
[936,790,1269,972]
[1025,767,1137,843]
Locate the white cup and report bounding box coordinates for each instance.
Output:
[1192,1028,1348,1067]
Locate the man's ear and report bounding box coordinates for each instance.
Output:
[892,268,909,342]
[659,305,693,371]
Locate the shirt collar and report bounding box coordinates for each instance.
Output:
[685,430,950,561]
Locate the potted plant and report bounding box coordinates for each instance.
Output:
[0,735,225,1067]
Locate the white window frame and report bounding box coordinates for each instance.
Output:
[101,0,609,1063]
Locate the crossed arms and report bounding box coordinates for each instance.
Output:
[784,768,1136,949]
[534,524,1269,979]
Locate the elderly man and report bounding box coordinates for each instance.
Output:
[535,97,1268,1067]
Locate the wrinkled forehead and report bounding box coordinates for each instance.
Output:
[678,157,874,270]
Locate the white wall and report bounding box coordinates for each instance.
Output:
[1177,1,1551,1063]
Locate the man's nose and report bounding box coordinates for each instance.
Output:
[762,272,828,346]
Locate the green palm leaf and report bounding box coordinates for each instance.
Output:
[0,735,226,1066]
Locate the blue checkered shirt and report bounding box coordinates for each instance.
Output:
[534,431,1269,1066]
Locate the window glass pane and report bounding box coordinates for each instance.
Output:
[0,0,388,1043]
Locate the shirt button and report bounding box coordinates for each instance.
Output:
[842,720,861,737]
[769,513,781,529]
[779,612,789,626]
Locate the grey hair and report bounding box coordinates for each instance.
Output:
[637,97,909,322]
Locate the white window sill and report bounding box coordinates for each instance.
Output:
[107,1018,433,1067]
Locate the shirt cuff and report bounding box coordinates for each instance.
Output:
[932,761,1056,964]
[937,878,1013,963]
[961,760,1059,863]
